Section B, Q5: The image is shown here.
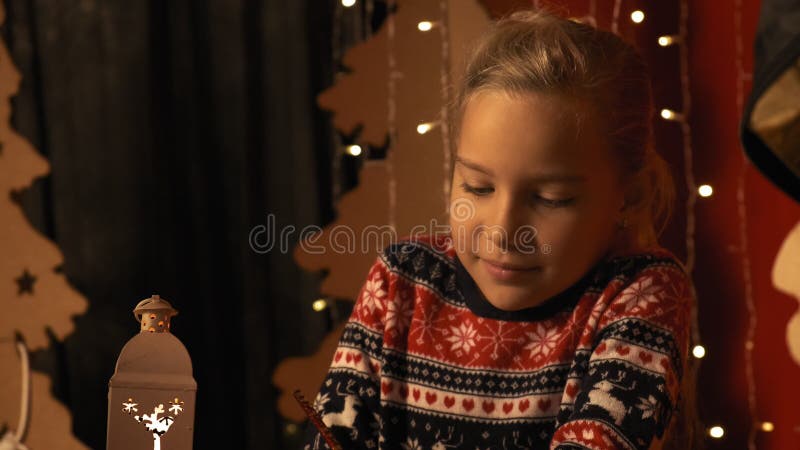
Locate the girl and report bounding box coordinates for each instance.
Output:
[304,8,697,450]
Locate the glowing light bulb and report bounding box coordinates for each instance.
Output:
[341,0,356,7]
[630,10,645,24]
[658,35,676,47]
[660,108,677,120]
[417,122,434,134]
[698,184,713,197]
[760,422,775,432]
[709,426,725,438]
[418,21,433,32]
[312,299,328,312]
[692,345,706,358]
[285,423,299,435]
[347,144,362,156]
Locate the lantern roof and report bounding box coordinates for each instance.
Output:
[110,332,195,389]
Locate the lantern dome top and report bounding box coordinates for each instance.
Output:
[134,294,178,334]
[112,332,194,378]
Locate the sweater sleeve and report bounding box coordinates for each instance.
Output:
[302,255,392,450]
[550,262,693,450]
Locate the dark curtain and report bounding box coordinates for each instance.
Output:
[0,0,373,448]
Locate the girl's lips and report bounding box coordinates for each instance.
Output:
[481,258,541,282]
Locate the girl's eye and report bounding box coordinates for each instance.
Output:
[460,182,493,196]
[460,182,575,207]
[535,195,576,208]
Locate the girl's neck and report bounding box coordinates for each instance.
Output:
[604,227,660,260]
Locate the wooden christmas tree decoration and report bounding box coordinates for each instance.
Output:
[0,1,89,448]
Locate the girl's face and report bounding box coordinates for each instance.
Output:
[449,90,627,311]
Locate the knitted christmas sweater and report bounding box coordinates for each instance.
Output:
[303,234,693,450]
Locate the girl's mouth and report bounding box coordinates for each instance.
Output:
[481,258,541,281]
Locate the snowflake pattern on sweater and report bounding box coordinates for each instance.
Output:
[303,235,693,450]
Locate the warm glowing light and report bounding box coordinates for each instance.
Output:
[312,299,328,312]
[760,422,775,432]
[417,122,434,134]
[660,108,677,120]
[658,35,676,47]
[341,0,356,7]
[698,184,713,197]
[347,145,362,156]
[692,345,706,358]
[285,423,298,435]
[709,426,725,438]
[630,10,645,23]
[417,21,433,32]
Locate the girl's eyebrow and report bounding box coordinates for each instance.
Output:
[454,156,587,183]
[455,156,494,175]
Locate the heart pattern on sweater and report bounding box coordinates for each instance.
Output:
[566,382,579,398]
[538,398,552,412]
[426,392,437,405]
[399,385,409,399]
[594,342,607,355]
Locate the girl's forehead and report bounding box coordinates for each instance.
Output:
[459,90,609,172]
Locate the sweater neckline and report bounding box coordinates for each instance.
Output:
[453,254,600,322]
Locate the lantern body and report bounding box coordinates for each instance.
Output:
[107,296,196,450]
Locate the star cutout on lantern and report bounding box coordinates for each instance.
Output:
[15,268,37,295]
[169,397,184,415]
[122,398,139,414]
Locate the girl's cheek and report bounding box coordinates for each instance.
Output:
[450,212,484,253]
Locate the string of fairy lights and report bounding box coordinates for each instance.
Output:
[618,2,776,444]
[733,0,766,446]
[386,0,399,233]
[322,0,776,445]
[438,0,453,209]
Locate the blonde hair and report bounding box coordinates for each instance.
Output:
[447,8,675,249]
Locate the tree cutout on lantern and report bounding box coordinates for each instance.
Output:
[107,295,196,450]
[0,0,88,448]
[274,0,492,422]
[120,398,185,450]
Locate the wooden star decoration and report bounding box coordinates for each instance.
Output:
[15,268,37,295]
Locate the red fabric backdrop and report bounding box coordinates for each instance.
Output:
[478,1,800,448]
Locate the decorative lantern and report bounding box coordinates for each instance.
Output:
[107,295,196,450]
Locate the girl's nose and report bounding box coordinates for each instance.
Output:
[486,194,531,252]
